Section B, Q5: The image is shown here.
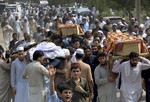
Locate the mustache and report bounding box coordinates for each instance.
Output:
[130,62,137,67]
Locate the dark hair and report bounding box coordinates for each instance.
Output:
[66,47,75,55]
[146,27,150,32]
[93,38,100,43]
[33,50,44,60]
[12,33,17,37]
[129,52,139,59]
[75,53,84,60]
[134,25,139,28]
[0,45,4,53]
[97,52,106,58]
[57,83,72,93]
[83,46,91,51]
[143,38,148,42]
[72,39,80,43]
[91,44,97,48]
[0,50,3,55]
[71,63,81,71]
[103,25,109,32]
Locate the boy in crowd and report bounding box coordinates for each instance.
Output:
[49,67,72,102]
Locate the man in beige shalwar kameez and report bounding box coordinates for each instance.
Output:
[0,51,12,102]
[23,50,50,102]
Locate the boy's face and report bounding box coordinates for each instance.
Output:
[61,90,72,102]
[98,56,106,65]
[71,68,81,79]
[73,41,80,49]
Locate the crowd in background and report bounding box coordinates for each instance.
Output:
[1,3,150,102]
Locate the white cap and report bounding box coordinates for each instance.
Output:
[146,16,150,20]
[147,46,150,49]
[97,30,103,34]
[112,23,117,26]
[88,29,92,32]
[131,32,136,36]
[24,16,27,19]
[16,46,24,51]
[76,48,84,54]
[46,29,50,32]
[139,24,144,28]
[118,22,123,25]
[122,18,125,21]
[131,17,135,20]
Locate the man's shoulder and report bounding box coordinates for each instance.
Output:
[27,61,40,66]
[0,59,5,64]
[80,61,90,67]
[12,58,19,64]
[95,64,100,69]
[94,65,101,72]
[65,79,72,84]
[120,60,129,65]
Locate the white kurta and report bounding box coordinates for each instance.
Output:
[11,58,29,102]
[112,58,150,102]
[22,21,30,34]
[94,64,117,102]
[13,20,22,35]
[2,24,13,49]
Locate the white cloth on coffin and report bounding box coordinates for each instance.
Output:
[28,42,65,60]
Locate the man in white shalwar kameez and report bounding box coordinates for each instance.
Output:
[2,21,13,50]
[11,47,29,102]
[112,52,150,102]
[94,52,117,102]
[13,16,22,39]
[21,17,30,34]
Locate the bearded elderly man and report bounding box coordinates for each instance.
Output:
[112,52,150,102]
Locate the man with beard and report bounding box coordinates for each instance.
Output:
[94,52,117,102]
[112,52,150,102]
[83,46,99,102]
[91,44,99,56]
[11,47,29,102]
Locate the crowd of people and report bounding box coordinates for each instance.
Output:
[1,3,150,102]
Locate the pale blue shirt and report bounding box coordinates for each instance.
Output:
[50,91,63,102]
